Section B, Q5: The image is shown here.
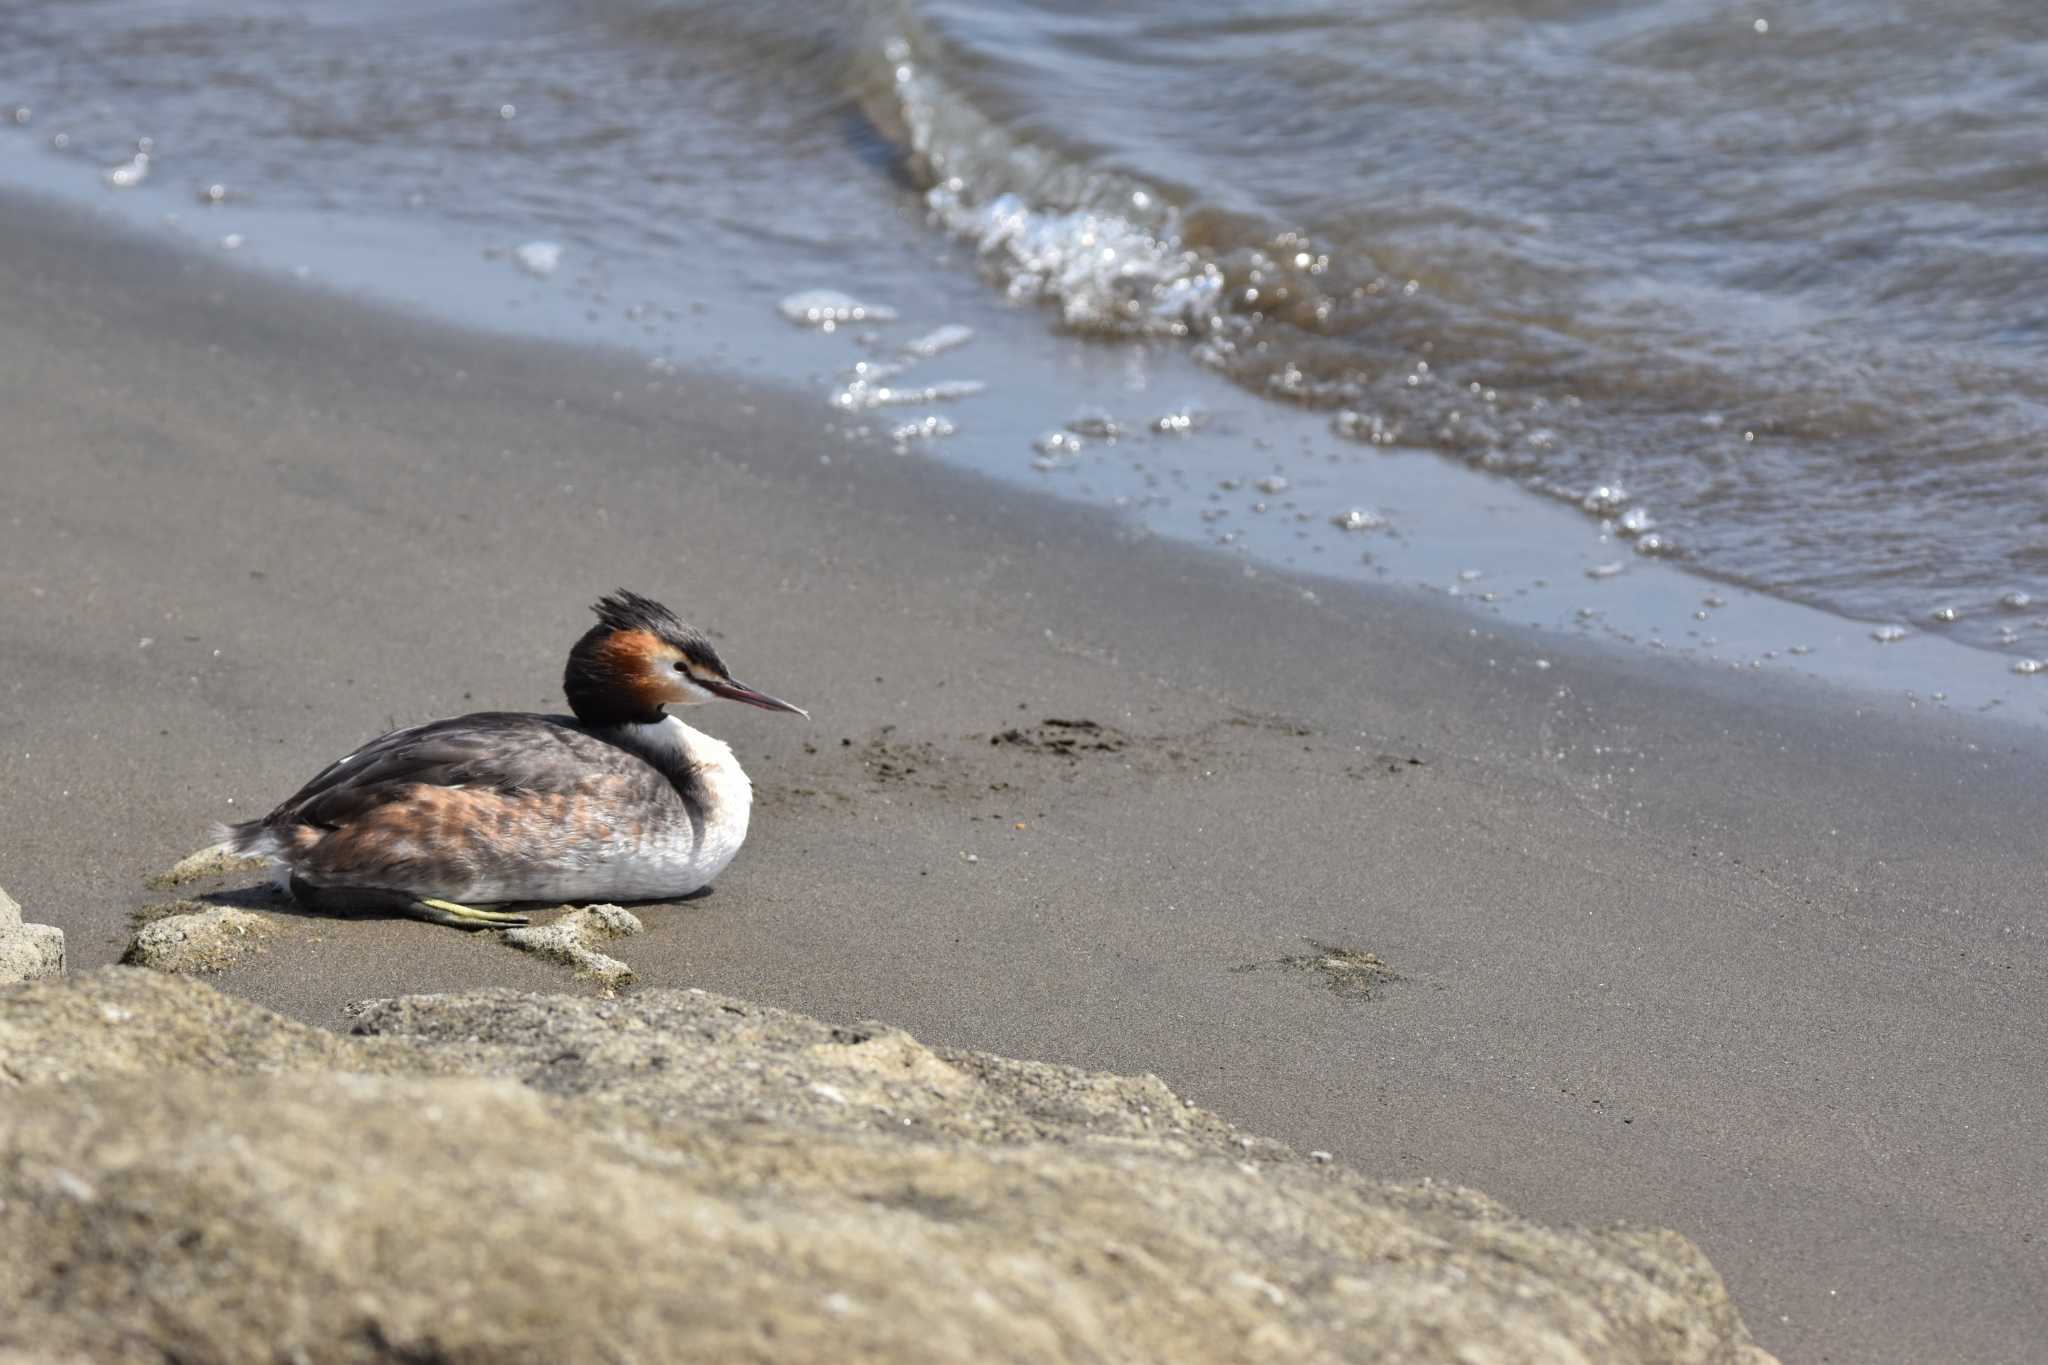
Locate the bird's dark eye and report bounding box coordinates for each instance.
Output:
[674,661,687,672]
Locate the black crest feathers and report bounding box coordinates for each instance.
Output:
[592,589,686,638]
[587,589,727,674]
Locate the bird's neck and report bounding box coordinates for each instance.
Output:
[605,715,752,820]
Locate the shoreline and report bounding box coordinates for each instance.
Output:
[6,140,2044,720]
[2,189,2045,1364]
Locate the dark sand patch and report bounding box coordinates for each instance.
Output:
[989,716,1130,757]
[1234,941,1406,1002]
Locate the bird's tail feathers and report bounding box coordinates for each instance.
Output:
[212,818,298,859]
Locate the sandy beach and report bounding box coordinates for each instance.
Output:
[2,191,2044,1364]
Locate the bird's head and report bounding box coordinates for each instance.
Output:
[564,589,806,726]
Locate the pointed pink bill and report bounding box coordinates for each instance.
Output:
[704,677,808,717]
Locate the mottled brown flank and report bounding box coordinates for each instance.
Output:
[299,781,651,891]
[597,628,684,709]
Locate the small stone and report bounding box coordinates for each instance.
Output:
[0,923,65,984]
[122,907,274,975]
[0,884,67,985]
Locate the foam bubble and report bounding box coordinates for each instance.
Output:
[513,241,562,277]
[889,415,957,449]
[901,324,973,357]
[779,289,897,328]
[1332,410,1399,445]
[832,377,985,411]
[102,153,149,189]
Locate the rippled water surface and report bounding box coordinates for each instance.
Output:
[866,0,2048,646]
[6,0,2046,652]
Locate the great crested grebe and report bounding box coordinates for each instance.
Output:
[220,590,805,929]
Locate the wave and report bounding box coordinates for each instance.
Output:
[848,0,2048,643]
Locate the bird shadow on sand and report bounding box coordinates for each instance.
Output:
[132,870,712,934]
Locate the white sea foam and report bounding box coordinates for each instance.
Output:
[102,153,148,189]
[513,241,562,277]
[831,377,984,411]
[779,289,897,329]
[888,415,957,450]
[902,324,973,357]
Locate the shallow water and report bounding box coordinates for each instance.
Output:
[861,0,2048,648]
[5,0,2047,666]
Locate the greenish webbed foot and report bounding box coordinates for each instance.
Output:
[408,897,531,930]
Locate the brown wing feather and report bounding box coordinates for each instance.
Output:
[234,712,672,848]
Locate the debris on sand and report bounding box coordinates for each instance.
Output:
[502,904,644,992]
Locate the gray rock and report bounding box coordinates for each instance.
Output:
[0,970,1778,1365]
[0,885,65,985]
[120,906,275,975]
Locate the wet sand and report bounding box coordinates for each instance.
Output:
[2,192,2043,1365]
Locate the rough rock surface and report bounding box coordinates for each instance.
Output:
[120,905,276,975]
[501,902,644,990]
[0,884,64,984]
[0,969,1778,1365]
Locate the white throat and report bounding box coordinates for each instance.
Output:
[616,714,752,816]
